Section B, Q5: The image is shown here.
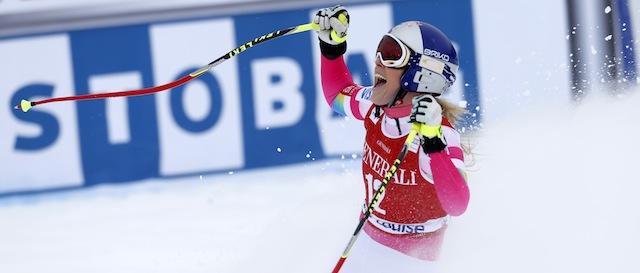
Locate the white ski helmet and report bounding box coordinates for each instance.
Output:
[379,21,458,96]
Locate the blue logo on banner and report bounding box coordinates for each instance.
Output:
[170,69,223,133]
[70,25,160,185]
[11,84,59,150]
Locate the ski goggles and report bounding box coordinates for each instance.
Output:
[376,33,411,68]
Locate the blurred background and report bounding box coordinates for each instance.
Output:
[1,0,639,272]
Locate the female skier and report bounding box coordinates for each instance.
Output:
[314,5,470,273]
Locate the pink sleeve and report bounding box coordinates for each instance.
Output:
[442,126,465,163]
[442,126,468,183]
[419,126,468,183]
[321,55,366,120]
[321,55,353,104]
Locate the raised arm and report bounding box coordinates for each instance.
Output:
[314,5,370,120]
[320,55,370,120]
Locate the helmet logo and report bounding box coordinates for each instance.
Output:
[423,48,450,62]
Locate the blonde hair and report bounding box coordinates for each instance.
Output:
[435,97,468,127]
[435,97,476,166]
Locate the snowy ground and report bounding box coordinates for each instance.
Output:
[1,91,640,273]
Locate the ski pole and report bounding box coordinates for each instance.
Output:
[331,123,421,273]
[14,15,347,113]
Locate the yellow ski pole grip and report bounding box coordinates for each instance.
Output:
[330,13,348,43]
[311,13,348,43]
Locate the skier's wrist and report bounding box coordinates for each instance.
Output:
[319,40,347,60]
[421,136,446,154]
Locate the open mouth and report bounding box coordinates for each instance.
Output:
[374,74,387,87]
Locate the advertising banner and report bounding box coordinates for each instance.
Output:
[0,0,478,196]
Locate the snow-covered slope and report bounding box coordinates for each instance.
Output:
[1,91,639,273]
[441,91,640,273]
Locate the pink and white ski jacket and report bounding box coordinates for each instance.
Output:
[321,55,467,261]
